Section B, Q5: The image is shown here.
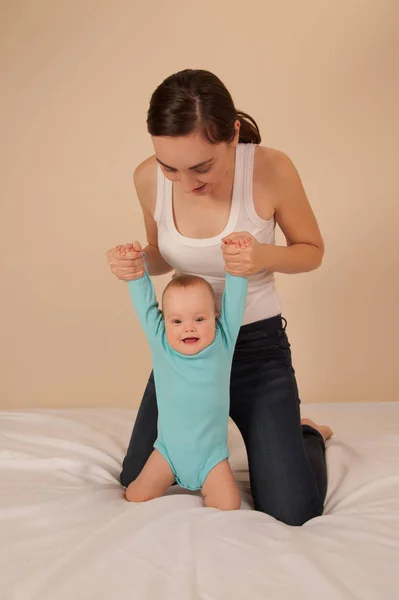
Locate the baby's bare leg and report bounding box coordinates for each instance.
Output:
[202,459,241,511]
[125,449,175,502]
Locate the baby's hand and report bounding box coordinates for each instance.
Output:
[222,232,252,249]
[116,241,143,258]
[221,232,263,276]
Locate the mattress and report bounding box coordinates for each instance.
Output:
[1,402,398,600]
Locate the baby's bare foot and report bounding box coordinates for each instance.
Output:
[301,418,333,442]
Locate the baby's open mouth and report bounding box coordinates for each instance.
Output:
[182,337,199,344]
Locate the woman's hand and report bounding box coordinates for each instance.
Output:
[222,232,266,276]
[107,241,145,281]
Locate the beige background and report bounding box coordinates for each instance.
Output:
[1,0,398,409]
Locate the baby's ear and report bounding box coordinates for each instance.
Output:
[215,310,221,319]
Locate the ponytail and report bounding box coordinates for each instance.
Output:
[237,111,261,144]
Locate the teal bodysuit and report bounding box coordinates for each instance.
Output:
[127,270,248,490]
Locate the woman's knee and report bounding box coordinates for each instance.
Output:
[253,494,323,526]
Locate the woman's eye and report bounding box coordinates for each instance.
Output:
[161,165,177,173]
[196,167,210,174]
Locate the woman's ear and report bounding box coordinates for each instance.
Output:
[229,120,241,149]
[233,119,241,144]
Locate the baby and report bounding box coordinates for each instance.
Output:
[121,237,248,510]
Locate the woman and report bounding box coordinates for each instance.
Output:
[107,69,333,526]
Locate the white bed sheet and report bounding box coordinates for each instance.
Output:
[1,403,398,600]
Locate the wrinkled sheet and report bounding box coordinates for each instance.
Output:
[1,403,398,600]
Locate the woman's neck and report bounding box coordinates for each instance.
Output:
[208,147,236,202]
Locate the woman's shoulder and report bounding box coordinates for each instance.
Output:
[253,146,298,184]
[133,155,158,189]
[133,155,158,213]
[252,146,302,217]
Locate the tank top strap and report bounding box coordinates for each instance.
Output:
[233,143,245,200]
[242,143,255,202]
[240,143,268,228]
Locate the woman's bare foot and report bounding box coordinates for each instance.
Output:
[301,418,333,442]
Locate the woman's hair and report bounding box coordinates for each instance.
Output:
[147,69,261,145]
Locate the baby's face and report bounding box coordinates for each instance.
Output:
[163,285,217,355]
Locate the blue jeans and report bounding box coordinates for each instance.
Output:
[120,315,327,526]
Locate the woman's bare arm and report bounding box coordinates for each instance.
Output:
[107,157,173,281]
[134,157,173,276]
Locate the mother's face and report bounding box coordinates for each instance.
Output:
[152,123,240,197]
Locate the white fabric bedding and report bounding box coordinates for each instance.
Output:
[1,402,398,600]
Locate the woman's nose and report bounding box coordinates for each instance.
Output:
[180,173,198,193]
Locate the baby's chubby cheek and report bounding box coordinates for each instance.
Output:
[165,328,178,348]
[203,323,217,346]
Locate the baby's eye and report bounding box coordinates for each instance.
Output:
[172,319,182,324]
[195,317,205,322]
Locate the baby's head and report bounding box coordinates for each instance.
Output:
[162,275,218,355]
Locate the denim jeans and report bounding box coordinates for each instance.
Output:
[120,315,327,526]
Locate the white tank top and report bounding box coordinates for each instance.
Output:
[154,143,281,325]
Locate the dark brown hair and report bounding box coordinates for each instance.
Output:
[147,69,261,145]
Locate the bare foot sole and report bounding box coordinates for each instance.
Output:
[301,418,333,442]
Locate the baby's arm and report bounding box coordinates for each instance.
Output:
[123,243,163,344]
[218,237,249,346]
